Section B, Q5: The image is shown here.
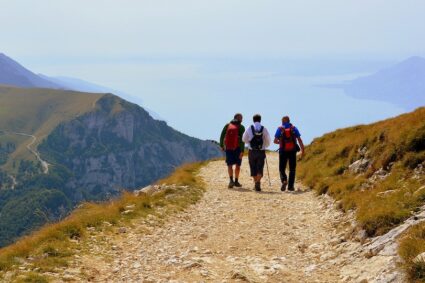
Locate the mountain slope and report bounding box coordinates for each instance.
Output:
[38,93,221,202]
[299,107,425,281]
[0,87,221,247]
[39,75,165,120]
[0,54,60,89]
[0,85,103,165]
[344,56,425,110]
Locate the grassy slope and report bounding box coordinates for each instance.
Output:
[0,85,104,170]
[0,161,206,282]
[298,107,425,281]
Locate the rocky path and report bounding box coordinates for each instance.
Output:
[59,154,403,282]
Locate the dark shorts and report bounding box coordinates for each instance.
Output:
[225,148,242,166]
[248,150,266,176]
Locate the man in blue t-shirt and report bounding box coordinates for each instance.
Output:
[273,116,305,191]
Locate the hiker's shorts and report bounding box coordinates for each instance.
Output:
[225,148,242,166]
[248,150,266,176]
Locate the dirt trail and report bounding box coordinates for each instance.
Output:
[57,154,403,282]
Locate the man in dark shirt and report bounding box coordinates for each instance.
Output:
[220,113,245,188]
[274,116,305,191]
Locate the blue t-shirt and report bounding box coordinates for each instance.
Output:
[274,122,301,139]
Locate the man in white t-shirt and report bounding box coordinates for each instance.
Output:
[242,114,271,191]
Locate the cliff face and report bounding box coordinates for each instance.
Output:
[39,94,221,202]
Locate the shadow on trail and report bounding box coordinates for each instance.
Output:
[227,186,311,195]
[282,189,311,195]
[227,187,252,193]
[255,190,281,195]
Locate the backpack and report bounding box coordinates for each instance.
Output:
[224,123,240,150]
[250,125,264,150]
[279,125,298,152]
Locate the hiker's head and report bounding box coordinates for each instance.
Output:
[234,113,243,123]
[282,116,290,123]
[253,114,261,123]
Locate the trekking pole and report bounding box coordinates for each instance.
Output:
[265,154,272,187]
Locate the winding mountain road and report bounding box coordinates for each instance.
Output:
[1,131,49,174]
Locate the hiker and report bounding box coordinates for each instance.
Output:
[274,116,305,191]
[220,113,245,188]
[242,114,271,191]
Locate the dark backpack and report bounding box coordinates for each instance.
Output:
[279,125,298,152]
[250,125,264,150]
[224,123,240,150]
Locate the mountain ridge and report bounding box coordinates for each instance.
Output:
[0,53,61,89]
[343,56,425,110]
[0,52,164,120]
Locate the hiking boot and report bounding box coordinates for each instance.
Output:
[281,181,287,191]
[234,181,242,188]
[228,180,235,189]
[255,182,261,191]
[288,187,295,192]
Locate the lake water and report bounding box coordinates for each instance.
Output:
[138,71,404,146]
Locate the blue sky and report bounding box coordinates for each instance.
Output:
[1,0,424,142]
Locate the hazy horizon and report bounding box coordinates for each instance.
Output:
[1,0,424,142]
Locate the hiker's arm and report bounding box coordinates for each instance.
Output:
[263,128,271,148]
[273,128,280,144]
[219,125,227,150]
[297,137,305,156]
[239,125,245,153]
[242,128,250,144]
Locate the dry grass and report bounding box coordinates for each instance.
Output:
[399,223,425,282]
[299,107,425,234]
[0,161,206,281]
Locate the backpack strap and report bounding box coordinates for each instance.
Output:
[290,125,296,139]
[251,125,264,134]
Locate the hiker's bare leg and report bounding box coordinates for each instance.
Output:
[235,165,241,179]
[228,166,233,178]
[255,175,262,183]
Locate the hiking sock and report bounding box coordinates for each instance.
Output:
[230,176,234,182]
[255,182,261,191]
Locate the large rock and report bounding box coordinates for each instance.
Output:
[349,158,370,174]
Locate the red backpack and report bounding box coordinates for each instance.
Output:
[224,123,240,150]
[279,125,297,151]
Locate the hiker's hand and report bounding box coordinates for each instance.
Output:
[239,152,244,159]
[221,146,225,152]
[299,150,305,160]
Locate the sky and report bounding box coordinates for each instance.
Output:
[1,0,424,142]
